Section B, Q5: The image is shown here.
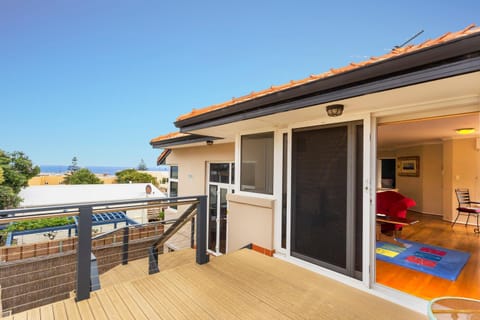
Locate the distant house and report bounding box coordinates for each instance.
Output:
[151,24,480,312]
[14,184,165,245]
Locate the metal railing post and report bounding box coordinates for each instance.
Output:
[90,253,101,291]
[148,247,159,274]
[122,227,129,265]
[190,216,195,249]
[196,195,209,265]
[76,205,93,301]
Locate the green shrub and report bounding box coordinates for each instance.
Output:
[6,217,75,232]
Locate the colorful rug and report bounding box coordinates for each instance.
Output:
[376,239,470,281]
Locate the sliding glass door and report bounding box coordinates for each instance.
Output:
[291,121,363,279]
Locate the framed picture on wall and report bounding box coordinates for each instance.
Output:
[397,156,420,177]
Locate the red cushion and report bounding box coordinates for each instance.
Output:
[377,191,416,230]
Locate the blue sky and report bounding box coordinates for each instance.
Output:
[1,1,479,168]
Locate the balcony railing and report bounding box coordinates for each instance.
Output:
[0,195,208,315]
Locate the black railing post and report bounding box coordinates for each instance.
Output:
[148,247,159,274]
[190,216,195,249]
[196,195,209,265]
[76,205,93,301]
[90,253,101,291]
[122,227,129,265]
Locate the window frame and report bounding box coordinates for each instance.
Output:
[168,165,179,210]
[239,131,275,195]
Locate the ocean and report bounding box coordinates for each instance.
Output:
[40,165,168,175]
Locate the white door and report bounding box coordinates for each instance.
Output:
[207,163,234,255]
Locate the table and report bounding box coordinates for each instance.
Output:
[376,214,419,247]
[428,296,480,319]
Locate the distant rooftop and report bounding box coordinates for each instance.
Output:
[19,183,165,207]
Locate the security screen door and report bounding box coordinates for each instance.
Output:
[291,122,363,279]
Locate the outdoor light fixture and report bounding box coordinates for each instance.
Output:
[206,140,214,145]
[455,128,476,135]
[326,104,344,117]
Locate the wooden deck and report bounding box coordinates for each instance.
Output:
[6,249,425,319]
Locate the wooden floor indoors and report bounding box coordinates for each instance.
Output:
[6,249,425,319]
[376,211,480,300]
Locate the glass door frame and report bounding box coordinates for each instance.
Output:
[289,121,363,279]
[206,162,235,256]
[280,114,373,289]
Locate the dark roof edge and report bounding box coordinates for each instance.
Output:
[150,134,221,149]
[178,55,480,132]
[174,32,480,130]
[156,149,171,165]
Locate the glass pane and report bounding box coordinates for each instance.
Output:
[208,185,218,251]
[220,188,228,254]
[169,181,178,209]
[240,132,274,194]
[170,166,178,180]
[169,181,178,197]
[209,163,230,183]
[231,163,235,185]
[291,126,348,269]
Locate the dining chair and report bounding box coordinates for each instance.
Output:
[452,188,480,233]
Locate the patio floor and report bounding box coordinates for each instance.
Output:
[5,249,426,319]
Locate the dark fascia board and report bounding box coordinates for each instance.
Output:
[179,56,480,132]
[175,32,480,131]
[156,149,171,165]
[150,134,221,149]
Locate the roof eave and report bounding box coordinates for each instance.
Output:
[174,32,480,131]
[150,134,221,149]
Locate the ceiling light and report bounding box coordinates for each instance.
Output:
[455,128,476,135]
[326,104,344,117]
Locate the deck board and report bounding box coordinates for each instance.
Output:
[51,301,68,319]
[39,304,54,320]
[102,286,134,320]
[5,249,426,319]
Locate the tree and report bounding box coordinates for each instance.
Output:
[0,149,40,209]
[116,169,158,187]
[63,168,103,185]
[67,156,80,172]
[137,159,148,171]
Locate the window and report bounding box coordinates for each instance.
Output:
[209,163,230,183]
[169,165,178,209]
[240,132,274,194]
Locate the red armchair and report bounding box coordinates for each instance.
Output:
[376,191,416,233]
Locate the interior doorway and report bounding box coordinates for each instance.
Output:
[375,112,480,300]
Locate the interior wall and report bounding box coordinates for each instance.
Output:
[443,138,480,222]
[378,143,443,215]
[395,146,424,212]
[421,144,443,215]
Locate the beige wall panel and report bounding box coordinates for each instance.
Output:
[226,194,274,252]
[166,143,235,197]
[164,143,234,250]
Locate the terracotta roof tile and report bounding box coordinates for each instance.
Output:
[176,24,480,122]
